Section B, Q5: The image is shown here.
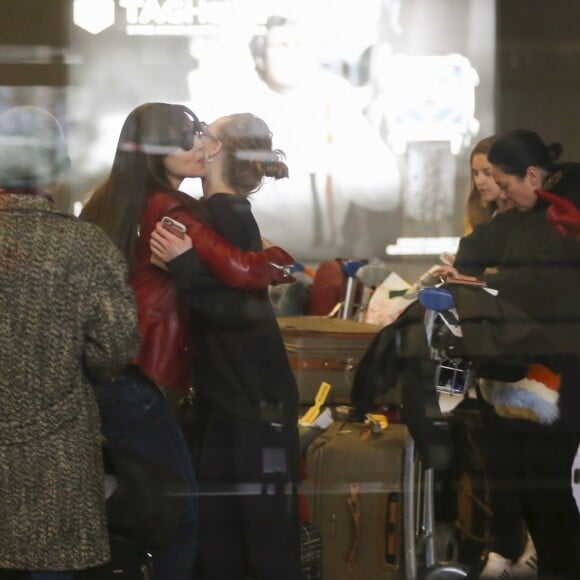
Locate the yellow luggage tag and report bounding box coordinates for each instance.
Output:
[365,413,389,432]
[301,381,332,425]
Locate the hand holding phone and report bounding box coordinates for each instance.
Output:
[160,216,186,238]
[150,216,190,269]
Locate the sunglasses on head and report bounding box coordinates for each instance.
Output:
[198,121,218,141]
[178,107,199,148]
[181,107,219,148]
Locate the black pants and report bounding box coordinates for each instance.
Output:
[488,428,580,579]
[476,413,527,561]
[196,404,304,580]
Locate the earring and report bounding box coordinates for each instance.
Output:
[205,155,214,163]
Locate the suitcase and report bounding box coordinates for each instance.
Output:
[277,316,382,405]
[306,259,367,318]
[302,421,407,580]
[306,259,349,316]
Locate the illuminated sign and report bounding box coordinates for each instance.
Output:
[385,237,460,256]
[379,54,480,155]
[73,0,222,36]
[73,0,115,34]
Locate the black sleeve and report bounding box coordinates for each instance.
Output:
[456,209,578,313]
[167,249,270,329]
[484,227,577,313]
[454,211,514,278]
[166,249,220,292]
[167,195,269,329]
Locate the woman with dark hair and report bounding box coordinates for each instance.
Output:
[436,129,580,579]
[80,103,296,580]
[150,113,304,580]
[81,103,294,402]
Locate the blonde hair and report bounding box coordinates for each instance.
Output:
[464,135,499,234]
[215,113,288,196]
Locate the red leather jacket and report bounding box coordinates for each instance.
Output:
[131,190,294,393]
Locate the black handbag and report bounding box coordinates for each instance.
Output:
[176,386,205,470]
[81,441,188,580]
[102,439,187,554]
[81,535,153,580]
[94,367,190,554]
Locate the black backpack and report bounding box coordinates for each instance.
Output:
[82,536,153,580]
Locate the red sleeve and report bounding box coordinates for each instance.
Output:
[160,204,295,289]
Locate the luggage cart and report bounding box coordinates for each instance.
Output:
[403,437,469,579]
[402,286,474,579]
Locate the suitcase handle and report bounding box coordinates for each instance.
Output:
[346,482,361,571]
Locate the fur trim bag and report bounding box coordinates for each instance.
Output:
[479,363,561,425]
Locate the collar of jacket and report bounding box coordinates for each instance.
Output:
[0,186,54,200]
[0,191,69,217]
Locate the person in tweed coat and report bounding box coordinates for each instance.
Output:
[0,106,140,578]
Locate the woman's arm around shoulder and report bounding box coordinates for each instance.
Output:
[152,208,296,289]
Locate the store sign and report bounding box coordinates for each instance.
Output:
[385,237,460,256]
[74,0,219,36]
[73,0,115,35]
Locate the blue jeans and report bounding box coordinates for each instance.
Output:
[95,368,197,580]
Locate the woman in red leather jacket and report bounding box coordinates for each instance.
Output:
[79,102,295,580]
[81,103,294,401]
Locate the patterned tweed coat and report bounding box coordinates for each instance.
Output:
[0,194,141,570]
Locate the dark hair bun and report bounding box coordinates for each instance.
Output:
[547,142,563,162]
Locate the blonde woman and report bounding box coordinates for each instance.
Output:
[464,135,513,235]
[151,113,304,580]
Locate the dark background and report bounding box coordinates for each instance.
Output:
[496,0,580,161]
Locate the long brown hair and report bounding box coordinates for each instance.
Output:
[464,135,499,234]
[80,102,204,264]
[215,113,288,196]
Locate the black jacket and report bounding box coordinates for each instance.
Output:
[454,200,580,359]
[453,193,580,431]
[168,193,299,425]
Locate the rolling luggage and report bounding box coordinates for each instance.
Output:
[302,421,407,580]
[306,259,349,316]
[278,316,382,406]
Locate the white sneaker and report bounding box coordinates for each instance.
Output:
[480,552,512,579]
[511,544,538,577]
[511,554,538,578]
